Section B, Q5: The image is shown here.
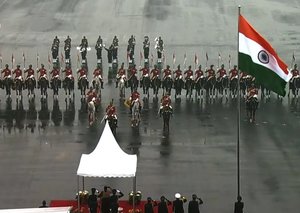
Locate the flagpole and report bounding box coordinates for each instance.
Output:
[237,5,241,200]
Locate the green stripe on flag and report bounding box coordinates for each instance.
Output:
[239,53,288,96]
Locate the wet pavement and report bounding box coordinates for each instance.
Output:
[0,1,300,213]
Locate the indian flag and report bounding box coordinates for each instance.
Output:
[239,14,292,96]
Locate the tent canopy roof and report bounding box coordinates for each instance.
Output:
[77,122,137,178]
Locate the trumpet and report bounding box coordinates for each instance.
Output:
[181,196,187,202]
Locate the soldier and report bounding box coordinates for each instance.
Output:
[229,65,238,81]
[174,65,183,80]
[88,188,98,213]
[217,64,227,81]
[1,64,11,79]
[151,64,160,81]
[188,194,203,213]
[290,63,299,89]
[37,64,49,88]
[104,44,113,64]
[127,35,136,59]
[95,36,103,60]
[80,36,88,49]
[93,65,104,89]
[144,197,155,213]
[140,65,150,87]
[77,65,87,89]
[155,36,164,59]
[24,64,36,88]
[64,35,71,60]
[173,193,187,213]
[53,36,60,46]
[50,66,61,88]
[116,63,126,88]
[163,65,172,80]
[194,65,204,83]
[112,35,119,60]
[13,64,23,81]
[110,189,124,213]
[205,64,215,80]
[184,65,194,80]
[143,36,150,59]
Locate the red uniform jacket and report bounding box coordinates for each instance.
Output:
[184,69,193,79]
[13,68,22,78]
[2,68,11,77]
[51,69,60,78]
[174,70,182,79]
[25,68,35,78]
[93,68,102,78]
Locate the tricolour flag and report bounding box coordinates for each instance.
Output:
[239,14,292,96]
[195,53,198,65]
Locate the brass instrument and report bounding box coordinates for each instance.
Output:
[181,195,187,203]
[175,193,187,202]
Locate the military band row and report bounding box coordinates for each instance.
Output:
[50,34,162,64]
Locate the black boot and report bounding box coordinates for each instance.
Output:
[115,81,118,88]
[101,81,104,89]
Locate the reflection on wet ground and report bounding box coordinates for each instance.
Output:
[0,98,74,134]
[1,93,299,134]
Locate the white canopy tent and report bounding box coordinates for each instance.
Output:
[77,121,137,177]
[0,207,72,213]
[76,122,138,209]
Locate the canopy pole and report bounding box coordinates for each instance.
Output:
[77,176,80,212]
[82,177,85,190]
[133,176,136,213]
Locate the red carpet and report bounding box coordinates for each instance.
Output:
[50,200,173,213]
